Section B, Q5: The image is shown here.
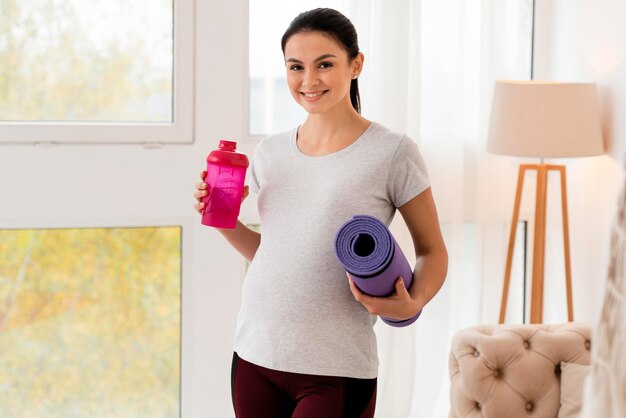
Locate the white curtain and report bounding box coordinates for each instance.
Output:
[350,1,534,416]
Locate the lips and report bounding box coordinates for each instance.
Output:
[301,90,329,100]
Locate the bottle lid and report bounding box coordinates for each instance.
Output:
[207,140,249,167]
[219,140,237,151]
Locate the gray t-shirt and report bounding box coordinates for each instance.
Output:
[234,122,430,379]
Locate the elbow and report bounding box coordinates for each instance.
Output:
[440,246,449,283]
[415,242,448,283]
[429,242,448,282]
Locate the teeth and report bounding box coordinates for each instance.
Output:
[303,91,324,97]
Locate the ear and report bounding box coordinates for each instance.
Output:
[352,52,365,75]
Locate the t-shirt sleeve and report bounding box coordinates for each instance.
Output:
[387,136,430,207]
[249,155,260,194]
[248,138,264,194]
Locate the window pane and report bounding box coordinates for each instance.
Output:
[0,227,181,417]
[249,0,349,135]
[0,0,173,122]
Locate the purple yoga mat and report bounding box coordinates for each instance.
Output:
[334,214,421,327]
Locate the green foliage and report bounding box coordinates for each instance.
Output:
[0,227,181,417]
[0,0,172,121]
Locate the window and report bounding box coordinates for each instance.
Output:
[0,226,181,417]
[0,0,194,144]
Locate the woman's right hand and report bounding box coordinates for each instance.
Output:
[193,170,209,215]
[194,170,249,215]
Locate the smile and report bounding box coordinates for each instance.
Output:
[301,90,328,98]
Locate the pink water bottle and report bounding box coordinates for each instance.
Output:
[201,140,249,229]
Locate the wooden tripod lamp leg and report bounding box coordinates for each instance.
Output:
[530,164,549,323]
[500,163,574,324]
[557,166,574,321]
[499,164,529,324]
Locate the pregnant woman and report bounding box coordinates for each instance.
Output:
[194,8,448,418]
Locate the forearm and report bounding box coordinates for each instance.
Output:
[217,220,261,262]
[410,248,448,312]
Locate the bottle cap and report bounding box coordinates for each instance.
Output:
[218,140,237,151]
[207,140,249,167]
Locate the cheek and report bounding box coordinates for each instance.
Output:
[286,74,300,92]
[336,77,352,94]
[331,71,352,89]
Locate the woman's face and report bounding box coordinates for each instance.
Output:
[283,31,362,115]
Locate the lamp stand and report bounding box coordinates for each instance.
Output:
[498,163,574,324]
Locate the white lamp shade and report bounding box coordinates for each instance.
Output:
[487,81,605,158]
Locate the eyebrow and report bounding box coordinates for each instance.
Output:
[285,53,337,63]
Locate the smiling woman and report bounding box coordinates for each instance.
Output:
[201,7,449,418]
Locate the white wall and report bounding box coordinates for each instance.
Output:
[534,0,626,323]
[0,1,250,417]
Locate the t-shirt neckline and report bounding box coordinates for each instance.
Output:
[290,122,376,160]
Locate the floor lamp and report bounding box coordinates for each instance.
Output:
[487,80,604,324]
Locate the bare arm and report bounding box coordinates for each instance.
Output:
[194,171,261,262]
[399,187,448,312]
[215,220,261,262]
[348,187,448,321]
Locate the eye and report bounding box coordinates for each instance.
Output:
[319,62,333,69]
[289,64,303,71]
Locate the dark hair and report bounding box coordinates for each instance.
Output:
[281,8,361,114]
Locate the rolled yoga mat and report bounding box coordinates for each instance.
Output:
[334,214,421,327]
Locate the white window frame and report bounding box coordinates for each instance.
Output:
[0,0,195,145]
[243,14,264,145]
[1,0,248,415]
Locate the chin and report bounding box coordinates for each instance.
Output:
[298,102,326,114]
[301,106,326,115]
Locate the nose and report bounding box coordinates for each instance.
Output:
[302,68,320,89]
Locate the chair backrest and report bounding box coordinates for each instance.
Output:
[449,323,591,418]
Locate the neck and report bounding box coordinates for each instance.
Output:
[300,102,366,145]
[296,101,371,156]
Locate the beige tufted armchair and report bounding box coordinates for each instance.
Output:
[448,323,591,418]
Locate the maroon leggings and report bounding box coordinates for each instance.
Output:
[231,353,377,418]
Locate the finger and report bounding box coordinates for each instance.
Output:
[347,274,376,305]
[194,189,208,200]
[242,185,249,201]
[194,202,204,213]
[395,276,410,296]
[200,170,207,180]
[347,273,357,291]
[196,180,207,190]
[347,274,361,298]
[366,294,413,319]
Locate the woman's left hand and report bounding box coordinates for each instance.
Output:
[347,274,422,321]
